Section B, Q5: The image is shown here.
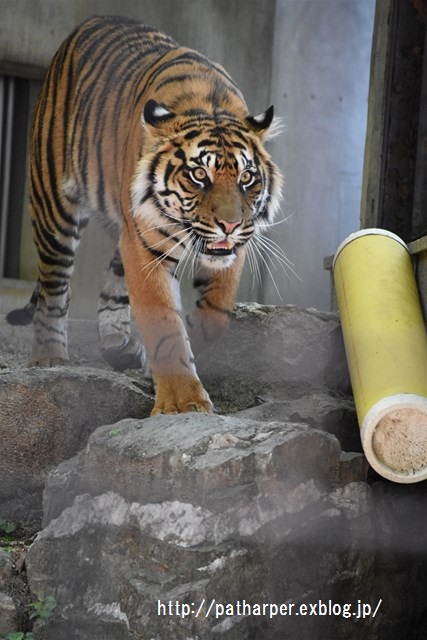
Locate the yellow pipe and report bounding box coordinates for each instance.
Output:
[333,229,427,483]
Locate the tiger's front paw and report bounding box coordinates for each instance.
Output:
[151,374,213,415]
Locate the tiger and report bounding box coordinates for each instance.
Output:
[7,15,282,416]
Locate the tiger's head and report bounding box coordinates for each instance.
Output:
[132,98,282,271]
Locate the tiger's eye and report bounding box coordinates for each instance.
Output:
[189,167,208,184]
[240,170,255,187]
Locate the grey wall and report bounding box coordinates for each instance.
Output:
[0,0,375,316]
[267,0,376,310]
[0,0,274,109]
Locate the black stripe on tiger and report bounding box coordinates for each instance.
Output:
[7,15,283,413]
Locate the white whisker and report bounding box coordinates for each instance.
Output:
[249,239,284,301]
[245,241,262,293]
[147,225,189,252]
[254,233,302,281]
[177,235,198,285]
[258,216,290,231]
[141,229,194,281]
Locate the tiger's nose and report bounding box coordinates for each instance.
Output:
[217,219,241,235]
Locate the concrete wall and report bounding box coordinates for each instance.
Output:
[267,0,376,310]
[0,0,375,316]
[0,0,275,111]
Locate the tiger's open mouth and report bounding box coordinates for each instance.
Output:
[205,239,236,256]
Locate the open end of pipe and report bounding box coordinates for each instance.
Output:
[362,396,427,483]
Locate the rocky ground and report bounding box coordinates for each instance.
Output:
[1,304,427,639]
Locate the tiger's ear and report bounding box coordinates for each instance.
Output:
[143,99,175,127]
[246,105,283,141]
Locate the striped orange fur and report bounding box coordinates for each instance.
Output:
[7,15,282,415]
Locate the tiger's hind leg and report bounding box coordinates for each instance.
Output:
[97,248,146,371]
[30,203,87,367]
